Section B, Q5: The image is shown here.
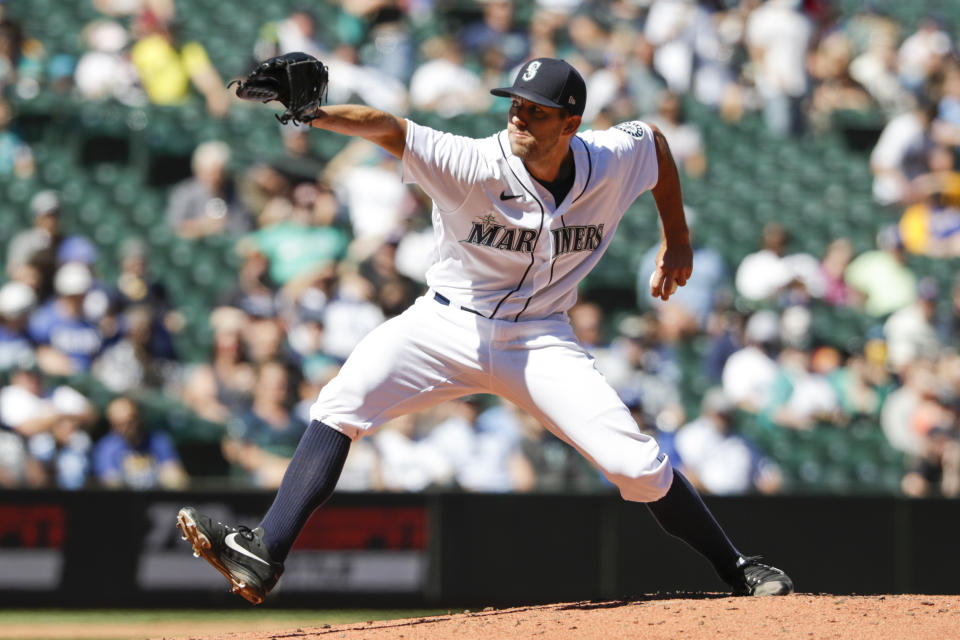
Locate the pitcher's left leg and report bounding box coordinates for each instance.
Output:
[493,336,671,501]
[493,335,792,595]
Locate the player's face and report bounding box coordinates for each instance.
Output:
[507,97,573,161]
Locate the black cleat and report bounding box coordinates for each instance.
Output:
[727,555,794,596]
[176,506,283,604]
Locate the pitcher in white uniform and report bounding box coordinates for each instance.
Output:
[177,58,794,604]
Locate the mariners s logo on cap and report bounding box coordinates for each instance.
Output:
[522,61,541,81]
[490,57,587,117]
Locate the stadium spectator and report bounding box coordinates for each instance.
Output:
[245,182,348,288]
[319,271,385,362]
[722,309,780,413]
[703,307,745,384]
[459,0,529,69]
[0,425,31,487]
[594,313,685,435]
[848,29,913,117]
[222,360,308,488]
[242,309,290,367]
[643,0,698,96]
[253,9,326,62]
[256,9,409,115]
[896,17,952,95]
[744,0,813,136]
[646,91,706,178]
[326,140,417,260]
[0,1,24,92]
[73,19,141,104]
[818,237,860,307]
[93,396,188,489]
[735,222,824,303]
[181,306,254,423]
[843,226,917,318]
[881,359,935,458]
[263,123,328,187]
[424,396,526,492]
[129,7,230,116]
[358,238,422,319]
[221,240,280,320]
[358,6,416,84]
[92,303,180,393]
[166,141,253,239]
[410,36,489,117]
[622,34,668,121]
[883,277,941,374]
[869,100,937,206]
[897,146,960,257]
[27,396,96,490]
[509,400,604,492]
[897,378,960,499]
[805,31,873,134]
[6,190,63,298]
[582,42,635,127]
[761,345,841,431]
[0,97,33,178]
[28,263,105,375]
[675,388,782,495]
[936,274,960,345]
[0,280,37,373]
[0,352,96,489]
[374,414,453,492]
[828,345,892,421]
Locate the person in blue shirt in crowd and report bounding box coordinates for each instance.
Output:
[93,396,188,489]
[28,262,105,374]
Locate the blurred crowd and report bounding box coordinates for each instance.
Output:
[1,0,960,497]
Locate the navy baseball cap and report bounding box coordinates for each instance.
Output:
[491,58,586,116]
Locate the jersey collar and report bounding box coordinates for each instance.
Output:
[498,131,592,214]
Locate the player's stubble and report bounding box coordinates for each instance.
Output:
[508,124,563,164]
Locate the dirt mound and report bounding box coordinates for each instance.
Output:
[174,594,960,640]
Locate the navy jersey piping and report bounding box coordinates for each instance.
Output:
[548,214,567,285]
[571,136,593,204]
[547,138,590,286]
[492,131,546,322]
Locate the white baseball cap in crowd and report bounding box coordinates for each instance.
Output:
[54,263,93,296]
[0,281,37,317]
[30,190,61,217]
[745,309,780,344]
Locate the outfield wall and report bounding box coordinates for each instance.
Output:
[0,490,956,607]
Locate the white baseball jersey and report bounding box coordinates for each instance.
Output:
[311,118,673,503]
[402,119,659,321]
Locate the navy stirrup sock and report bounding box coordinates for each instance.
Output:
[259,420,351,563]
[646,469,742,582]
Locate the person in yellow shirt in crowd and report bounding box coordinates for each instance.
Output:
[130,8,230,117]
[898,145,960,257]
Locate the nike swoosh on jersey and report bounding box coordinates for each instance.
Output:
[499,191,521,201]
[225,532,270,566]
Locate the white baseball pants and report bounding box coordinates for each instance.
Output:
[309,293,673,502]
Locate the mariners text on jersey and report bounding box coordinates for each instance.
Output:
[462,214,538,253]
[402,119,658,321]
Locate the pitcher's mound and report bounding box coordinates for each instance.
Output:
[184,594,960,640]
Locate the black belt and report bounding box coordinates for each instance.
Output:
[434,292,484,317]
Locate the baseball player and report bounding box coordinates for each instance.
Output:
[178,57,793,603]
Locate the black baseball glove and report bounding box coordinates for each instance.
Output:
[228,52,329,125]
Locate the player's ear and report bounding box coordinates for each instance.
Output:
[562,114,581,135]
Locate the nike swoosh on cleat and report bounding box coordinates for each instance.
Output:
[224,532,270,566]
[499,191,521,201]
